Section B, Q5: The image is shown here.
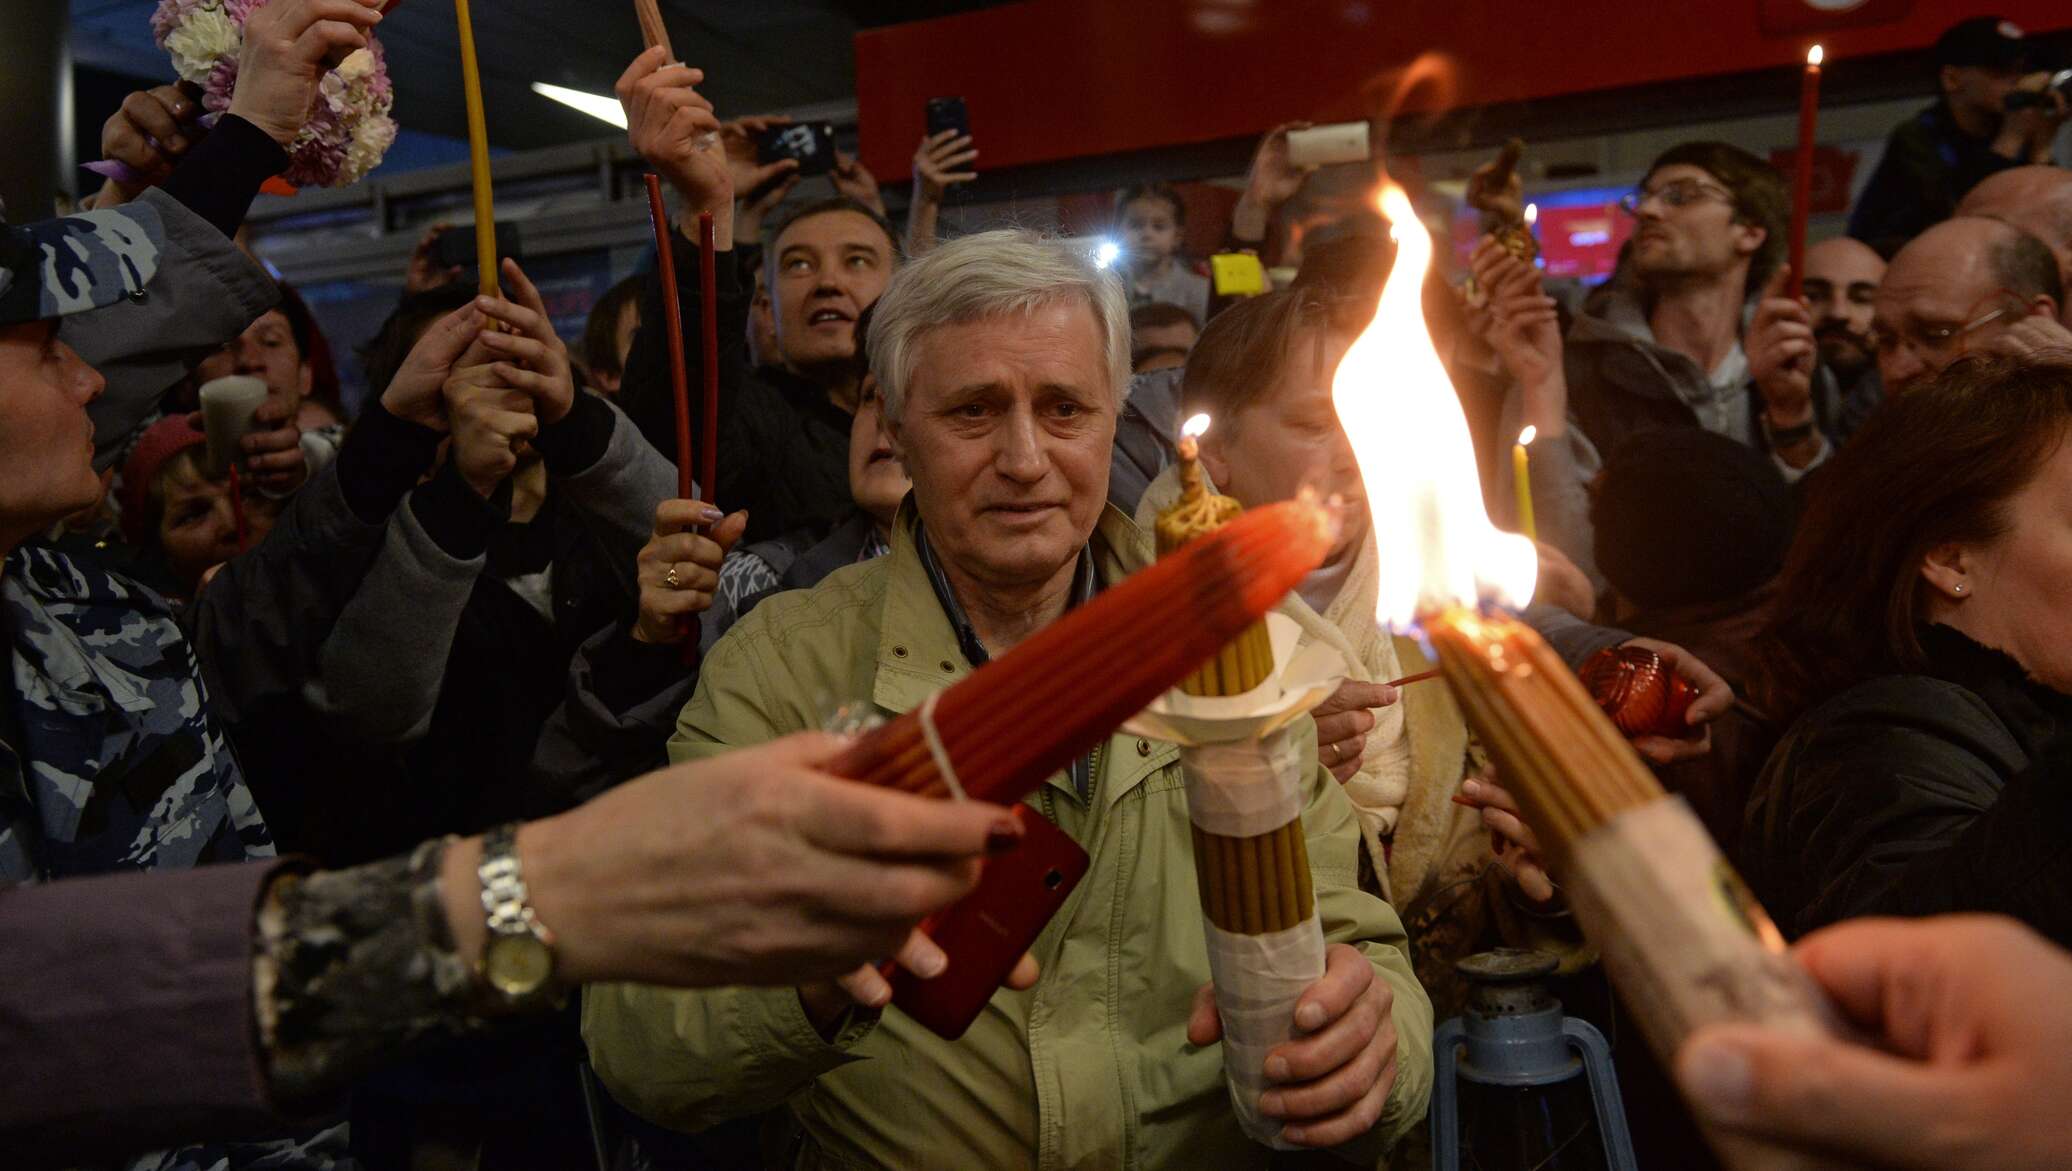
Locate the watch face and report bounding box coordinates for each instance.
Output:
[485,933,555,998]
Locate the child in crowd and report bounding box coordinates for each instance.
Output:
[1116,181,1211,325]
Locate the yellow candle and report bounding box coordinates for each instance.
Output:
[454,0,498,297]
[1512,425,1537,545]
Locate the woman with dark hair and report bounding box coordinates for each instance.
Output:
[1743,352,2072,945]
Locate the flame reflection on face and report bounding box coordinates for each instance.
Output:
[1334,184,1539,629]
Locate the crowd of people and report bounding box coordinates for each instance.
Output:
[4,1,2072,1167]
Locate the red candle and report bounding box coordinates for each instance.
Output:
[642,175,694,501]
[226,462,249,554]
[697,211,719,510]
[1789,44,1824,300]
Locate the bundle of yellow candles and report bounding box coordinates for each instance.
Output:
[1155,421,1276,696]
[1189,819,1313,935]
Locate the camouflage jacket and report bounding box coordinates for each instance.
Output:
[1,544,272,882]
[2,546,359,1169]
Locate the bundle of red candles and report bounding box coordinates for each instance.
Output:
[827,495,1340,801]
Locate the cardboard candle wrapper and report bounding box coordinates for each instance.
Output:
[1180,726,1327,1151]
[1125,613,1348,748]
[198,376,268,479]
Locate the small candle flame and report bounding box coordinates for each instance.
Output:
[1807,44,1824,67]
[1518,425,1537,447]
[1338,184,1539,629]
[1523,203,1538,227]
[1182,413,1212,441]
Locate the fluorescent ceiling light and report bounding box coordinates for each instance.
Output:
[531,82,626,129]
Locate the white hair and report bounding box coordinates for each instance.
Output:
[866,229,1130,423]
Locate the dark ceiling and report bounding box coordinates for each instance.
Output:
[69,0,1014,153]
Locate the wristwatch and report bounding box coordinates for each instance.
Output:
[474,822,561,1010]
[1761,413,1819,449]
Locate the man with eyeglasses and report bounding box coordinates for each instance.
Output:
[1849,18,2067,256]
[1870,215,2063,395]
[1564,143,1841,481]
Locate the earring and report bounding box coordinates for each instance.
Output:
[1954,582,1968,595]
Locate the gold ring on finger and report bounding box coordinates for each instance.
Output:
[665,565,681,589]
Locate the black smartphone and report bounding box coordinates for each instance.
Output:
[887,805,1087,1040]
[432,222,522,274]
[756,122,836,177]
[925,96,969,141]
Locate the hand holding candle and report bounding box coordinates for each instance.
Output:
[615,49,734,246]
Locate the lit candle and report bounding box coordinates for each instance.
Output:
[1511,425,1538,545]
[1788,44,1824,300]
[1157,413,1273,696]
[454,0,498,297]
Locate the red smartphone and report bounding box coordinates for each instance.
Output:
[888,805,1087,1039]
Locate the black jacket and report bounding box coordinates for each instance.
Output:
[619,237,854,544]
[194,399,651,865]
[1742,624,2072,945]
[1848,100,2026,255]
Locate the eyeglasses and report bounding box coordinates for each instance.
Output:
[1617,179,1735,217]
[1867,298,2017,364]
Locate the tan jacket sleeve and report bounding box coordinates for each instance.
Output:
[588,600,871,1131]
[1294,717,1436,1164]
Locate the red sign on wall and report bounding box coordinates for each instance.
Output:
[1767,145,1862,214]
[1759,0,1915,37]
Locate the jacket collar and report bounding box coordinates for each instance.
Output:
[1916,623,2072,760]
[870,501,1161,805]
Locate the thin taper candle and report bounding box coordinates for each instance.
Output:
[643,176,694,501]
[454,0,498,297]
[698,211,719,507]
[1511,425,1538,544]
[1789,44,1824,300]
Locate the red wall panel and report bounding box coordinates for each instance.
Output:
[855,0,2071,180]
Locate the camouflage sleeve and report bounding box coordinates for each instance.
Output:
[252,838,493,1106]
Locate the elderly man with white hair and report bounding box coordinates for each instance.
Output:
[584,230,1433,1167]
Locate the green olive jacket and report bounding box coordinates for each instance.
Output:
[583,504,1433,1169]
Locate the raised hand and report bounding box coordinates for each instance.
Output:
[1233,122,1316,241]
[379,303,488,432]
[240,396,309,495]
[444,379,536,498]
[1470,235,1563,398]
[1747,267,1816,427]
[91,83,205,206]
[228,0,385,148]
[475,258,576,425]
[912,130,979,203]
[404,222,463,294]
[616,47,730,237]
[720,115,803,246]
[632,499,746,645]
[831,151,887,217]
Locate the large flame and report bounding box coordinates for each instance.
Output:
[1336,184,1539,630]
